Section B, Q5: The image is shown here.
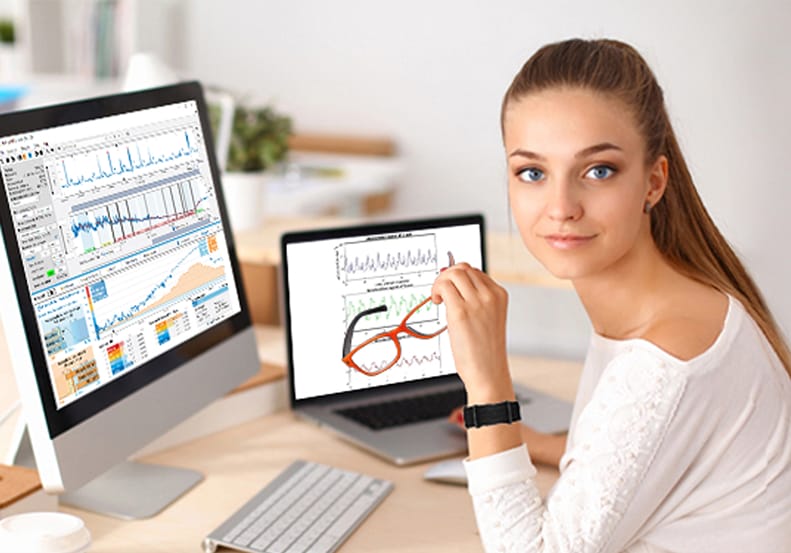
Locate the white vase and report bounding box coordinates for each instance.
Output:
[220,172,266,232]
[0,44,20,80]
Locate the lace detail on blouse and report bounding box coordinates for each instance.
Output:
[468,347,688,553]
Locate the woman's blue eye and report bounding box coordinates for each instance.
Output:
[517,167,544,183]
[586,165,616,179]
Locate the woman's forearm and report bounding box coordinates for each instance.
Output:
[467,422,524,460]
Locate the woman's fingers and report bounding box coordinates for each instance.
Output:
[444,266,480,300]
[448,406,465,428]
[433,263,504,310]
[431,272,463,305]
[463,267,502,304]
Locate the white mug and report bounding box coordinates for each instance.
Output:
[0,512,91,553]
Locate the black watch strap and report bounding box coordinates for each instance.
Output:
[463,400,521,429]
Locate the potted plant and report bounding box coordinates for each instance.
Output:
[0,19,14,44]
[219,100,292,231]
[0,18,17,79]
[226,105,292,172]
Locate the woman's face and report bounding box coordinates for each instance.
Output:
[503,87,664,281]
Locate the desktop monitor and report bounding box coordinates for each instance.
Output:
[0,82,259,518]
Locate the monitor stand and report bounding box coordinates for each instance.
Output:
[11,425,203,520]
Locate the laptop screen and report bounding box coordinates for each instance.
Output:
[283,215,484,401]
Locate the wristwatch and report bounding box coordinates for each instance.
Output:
[463,400,521,429]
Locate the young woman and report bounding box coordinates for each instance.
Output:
[432,38,791,553]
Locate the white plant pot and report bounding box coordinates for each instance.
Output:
[220,172,266,232]
[0,44,20,81]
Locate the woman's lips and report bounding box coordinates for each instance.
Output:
[543,234,597,250]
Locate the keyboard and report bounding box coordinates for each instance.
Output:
[202,460,393,553]
[335,387,466,430]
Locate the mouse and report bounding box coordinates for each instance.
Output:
[423,457,467,486]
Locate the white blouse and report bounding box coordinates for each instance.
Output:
[464,295,791,553]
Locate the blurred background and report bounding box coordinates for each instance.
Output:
[0,0,789,360]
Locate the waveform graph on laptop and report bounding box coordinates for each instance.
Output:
[343,286,438,330]
[341,285,448,387]
[340,232,439,283]
[344,334,446,387]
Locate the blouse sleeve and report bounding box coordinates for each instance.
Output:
[463,347,690,553]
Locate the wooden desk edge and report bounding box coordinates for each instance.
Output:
[230,361,286,394]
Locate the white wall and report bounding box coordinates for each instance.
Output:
[182,0,791,359]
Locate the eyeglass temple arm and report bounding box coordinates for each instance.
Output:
[342,304,388,358]
[404,324,444,338]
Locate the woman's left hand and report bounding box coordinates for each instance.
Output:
[431,263,514,404]
[447,406,567,468]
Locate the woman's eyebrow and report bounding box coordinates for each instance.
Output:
[508,142,623,160]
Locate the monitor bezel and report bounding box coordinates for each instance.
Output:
[280,213,486,408]
[0,81,252,439]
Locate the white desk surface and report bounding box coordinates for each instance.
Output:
[60,354,581,553]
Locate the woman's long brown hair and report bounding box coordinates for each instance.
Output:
[502,38,791,378]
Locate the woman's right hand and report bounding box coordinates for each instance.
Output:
[431,262,514,404]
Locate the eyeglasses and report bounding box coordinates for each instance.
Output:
[341,251,454,377]
[341,296,447,377]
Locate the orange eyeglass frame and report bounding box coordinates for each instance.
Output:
[341,296,447,377]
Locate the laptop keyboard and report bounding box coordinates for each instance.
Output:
[335,387,466,430]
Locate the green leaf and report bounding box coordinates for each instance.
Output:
[226,102,292,173]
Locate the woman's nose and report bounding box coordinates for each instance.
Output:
[546,180,583,222]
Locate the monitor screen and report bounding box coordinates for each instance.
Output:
[0,84,249,440]
[283,217,483,401]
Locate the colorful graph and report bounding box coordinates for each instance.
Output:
[106,341,132,375]
[71,171,207,235]
[342,234,438,281]
[353,351,441,375]
[52,346,99,403]
[344,287,437,331]
[155,320,171,344]
[87,237,226,337]
[344,337,444,384]
[37,292,91,355]
[154,312,189,345]
[58,128,201,189]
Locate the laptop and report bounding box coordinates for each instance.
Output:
[280,214,572,465]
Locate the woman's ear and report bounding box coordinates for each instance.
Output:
[646,155,669,206]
